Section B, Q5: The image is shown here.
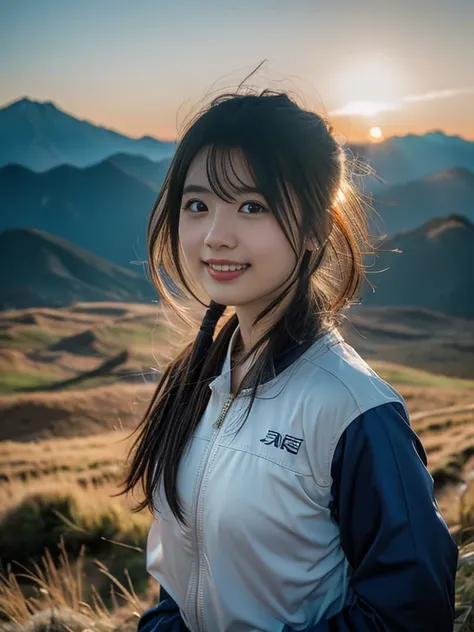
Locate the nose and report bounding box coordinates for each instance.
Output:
[203,208,237,250]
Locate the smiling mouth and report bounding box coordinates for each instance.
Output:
[204,262,251,281]
[206,263,250,272]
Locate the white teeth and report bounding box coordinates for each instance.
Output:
[208,263,248,272]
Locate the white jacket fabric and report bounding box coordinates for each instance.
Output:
[145,325,411,632]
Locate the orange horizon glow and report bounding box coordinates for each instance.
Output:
[68,101,474,145]
[119,120,474,145]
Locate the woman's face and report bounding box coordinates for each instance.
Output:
[178,147,302,312]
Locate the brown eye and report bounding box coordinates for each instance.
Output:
[240,201,267,215]
[183,199,207,213]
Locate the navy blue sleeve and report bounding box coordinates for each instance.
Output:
[301,401,459,632]
[137,585,189,632]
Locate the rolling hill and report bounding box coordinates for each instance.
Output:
[342,305,474,380]
[353,130,474,193]
[0,228,158,310]
[2,157,474,273]
[370,167,474,235]
[105,152,171,191]
[0,97,176,171]
[0,301,473,441]
[362,214,474,318]
[0,161,157,266]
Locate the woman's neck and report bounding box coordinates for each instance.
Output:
[234,285,297,354]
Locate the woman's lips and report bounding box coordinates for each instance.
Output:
[205,263,250,282]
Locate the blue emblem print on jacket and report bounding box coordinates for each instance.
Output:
[259,430,304,454]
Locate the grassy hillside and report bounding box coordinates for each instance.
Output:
[0,302,174,395]
[0,301,473,629]
[0,383,473,629]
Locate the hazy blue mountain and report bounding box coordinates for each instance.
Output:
[351,131,474,193]
[369,167,474,235]
[0,160,157,267]
[362,214,474,318]
[0,228,158,310]
[0,97,176,171]
[3,96,474,194]
[106,152,171,191]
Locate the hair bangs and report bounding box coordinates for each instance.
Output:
[205,144,255,204]
[200,141,302,255]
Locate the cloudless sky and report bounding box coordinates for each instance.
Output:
[1,0,473,142]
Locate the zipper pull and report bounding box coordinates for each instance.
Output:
[212,394,235,430]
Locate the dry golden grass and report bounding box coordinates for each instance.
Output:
[0,421,159,629]
[1,301,473,628]
[0,379,472,521]
[0,301,194,398]
[0,429,133,509]
[0,535,159,631]
[0,396,472,629]
[0,383,155,442]
[414,410,474,471]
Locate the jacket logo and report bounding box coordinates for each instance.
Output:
[259,430,304,455]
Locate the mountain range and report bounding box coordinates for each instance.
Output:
[2,97,474,192]
[1,95,473,318]
[0,97,176,171]
[0,215,472,317]
[361,214,474,318]
[352,131,474,193]
[2,156,473,267]
[0,160,157,266]
[370,167,474,235]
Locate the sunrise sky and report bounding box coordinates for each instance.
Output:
[1,0,473,143]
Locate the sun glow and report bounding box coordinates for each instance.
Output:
[369,126,384,142]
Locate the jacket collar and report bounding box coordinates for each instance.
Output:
[209,322,342,397]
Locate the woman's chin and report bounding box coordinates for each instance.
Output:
[201,283,244,301]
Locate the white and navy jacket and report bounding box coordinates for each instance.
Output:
[138,325,458,632]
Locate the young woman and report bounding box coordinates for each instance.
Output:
[117,89,459,632]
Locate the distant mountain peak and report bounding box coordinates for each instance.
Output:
[0,97,176,171]
[0,228,157,310]
[366,214,474,318]
[388,130,460,142]
[385,214,474,242]
[424,214,474,237]
[139,134,161,142]
[424,129,464,142]
[11,97,35,107]
[424,167,474,184]
[6,96,58,111]
[425,129,447,137]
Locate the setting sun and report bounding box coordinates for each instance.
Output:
[369,126,384,141]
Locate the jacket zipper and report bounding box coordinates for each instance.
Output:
[194,393,235,632]
[212,393,235,429]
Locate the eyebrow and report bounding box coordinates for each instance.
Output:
[182,184,260,196]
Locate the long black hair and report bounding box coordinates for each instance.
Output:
[114,87,374,527]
